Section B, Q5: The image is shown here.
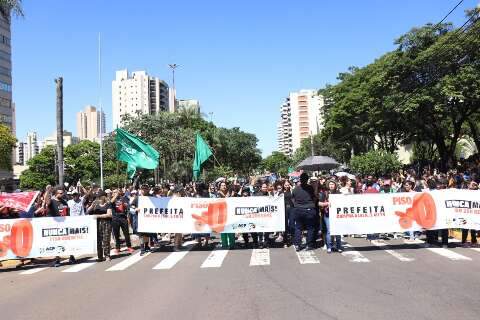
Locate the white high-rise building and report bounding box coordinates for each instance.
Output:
[277,89,324,156]
[112,69,169,128]
[15,131,39,165]
[76,105,105,141]
[277,99,293,156]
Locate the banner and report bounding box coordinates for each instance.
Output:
[0,192,39,211]
[330,190,480,235]
[0,216,97,261]
[138,196,285,233]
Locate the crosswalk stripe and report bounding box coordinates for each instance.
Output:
[106,252,151,271]
[153,251,189,270]
[152,240,197,270]
[201,249,229,268]
[20,267,49,275]
[371,240,414,262]
[426,247,472,261]
[62,258,97,273]
[403,239,472,261]
[295,250,320,264]
[471,248,480,253]
[342,244,370,263]
[249,249,270,266]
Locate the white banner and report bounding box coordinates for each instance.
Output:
[0,216,97,261]
[330,190,480,235]
[138,196,285,233]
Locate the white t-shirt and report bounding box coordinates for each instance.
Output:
[68,197,85,216]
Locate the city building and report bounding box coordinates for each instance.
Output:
[277,89,324,156]
[112,69,169,128]
[169,87,177,113]
[277,99,293,156]
[24,131,39,164]
[43,130,79,147]
[0,14,12,180]
[15,141,24,165]
[177,99,200,113]
[76,105,105,141]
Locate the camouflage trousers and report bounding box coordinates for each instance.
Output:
[97,219,112,260]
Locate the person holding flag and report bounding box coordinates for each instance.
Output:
[192,132,213,180]
[115,128,160,254]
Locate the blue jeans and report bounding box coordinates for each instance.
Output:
[130,212,138,234]
[324,216,342,250]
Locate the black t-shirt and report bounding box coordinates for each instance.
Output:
[48,198,69,217]
[292,184,316,208]
[284,190,294,208]
[112,198,128,218]
[90,202,112,220]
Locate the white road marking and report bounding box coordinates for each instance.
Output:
[426,248,472,261]
[201,250,229,268]
[20,267,49,275]
[371,240,414,262]
[403,239,472,261]
[295,250,320,264]
[249,249,270,266]
[342,244,370,263]
[470,248,480,253]
[106,252,151,271]
[151,240,197,270]
[153,251,189,270]
[62,258,97,273]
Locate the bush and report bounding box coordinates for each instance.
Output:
[350,149,402,176]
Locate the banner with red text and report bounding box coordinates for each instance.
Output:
[0,192,39,212]
[138,196,285,233]
[0,216,97,261]
[330,190,480,235]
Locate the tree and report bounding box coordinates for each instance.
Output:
[350,150,402,177]
[261,152,292,176]
[0,124,16,171]
[19,145,56,190]
[64,140,101,185]
[0,0,23,20]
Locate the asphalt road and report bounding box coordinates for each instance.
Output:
[1,237,479,320]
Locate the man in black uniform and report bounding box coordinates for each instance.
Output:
[48,187,75,266]
[292,173,317,251]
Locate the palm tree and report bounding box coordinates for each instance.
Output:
[0,0,23,21]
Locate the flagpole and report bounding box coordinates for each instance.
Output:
[98,32,104,189]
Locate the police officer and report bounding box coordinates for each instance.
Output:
[292,172,317,251]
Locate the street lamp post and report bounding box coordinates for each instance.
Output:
[168,64,179,112]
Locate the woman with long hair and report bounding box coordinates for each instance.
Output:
[319,180,342,253]
[87,191,113,262]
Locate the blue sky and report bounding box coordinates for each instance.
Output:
[12,0,478,156]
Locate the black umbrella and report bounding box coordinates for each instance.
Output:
[296,156,340,171]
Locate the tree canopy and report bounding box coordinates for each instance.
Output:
[0,124,16,171]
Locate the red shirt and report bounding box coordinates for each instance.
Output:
[364,187,379,194]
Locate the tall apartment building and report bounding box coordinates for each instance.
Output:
[14,132,40,166]
[76,105,105,141]
[112,70,169,128]
[277,89,324,156]
[277,100,293,156]
[0,14,12,179]
[43,130,79,147]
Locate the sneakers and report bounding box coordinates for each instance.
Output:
[462,243,470,248]
[113,249,120,255]
[336,248,343,253]
[327,248,332,253]
[51,260,61,268]
[305,246,315,251]
[127,247,135,254]
[68,256,76,264]
[294,245,303,252]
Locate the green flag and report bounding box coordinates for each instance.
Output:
[192,133,213,180]
[115,128,160,179]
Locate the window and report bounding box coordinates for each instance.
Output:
[0,81,11,92]
[0,50,9,62]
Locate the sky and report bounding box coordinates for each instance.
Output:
[12,0,478,157]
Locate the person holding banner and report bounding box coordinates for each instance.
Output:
[255,182,273,248]
[87,191,113,262]
[292,173,317,252]
[217,182,235,250]
[319,180,342,253]
[462,181,479,248]
[111,189,134,255]
[48,187,76,267]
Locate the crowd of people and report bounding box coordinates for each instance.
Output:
[1,165,479,268]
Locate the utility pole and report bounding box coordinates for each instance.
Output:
[310,133,314,157]
[168,64,179,112]
[55,77,64,187]
[98,33,104,189]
